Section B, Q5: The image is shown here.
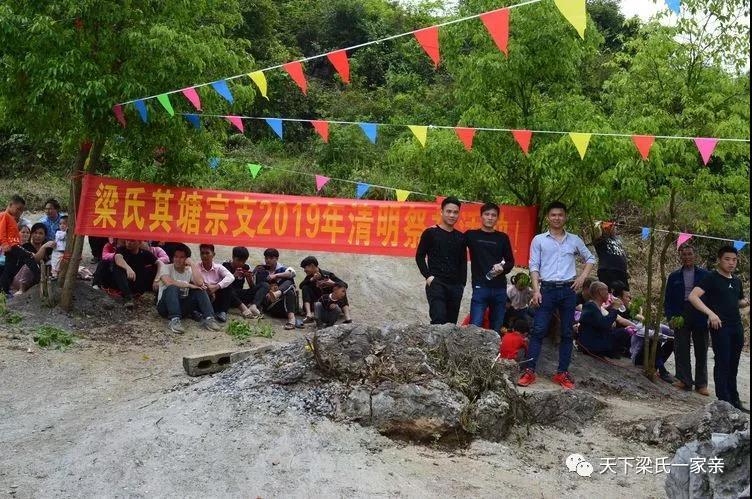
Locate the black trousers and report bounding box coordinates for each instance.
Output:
[210,287,234,314]
[263,281,297,318]
[673,303,709,388]
[301,283,349,308]
[0,246,40,293]
[110,265,156,300]
[426,281,464,325]
[229,282,269,309]
[597,269,629,291]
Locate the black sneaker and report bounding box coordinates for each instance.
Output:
[658,368,675,384]
[191,310,203,322]
[215,312,228,323]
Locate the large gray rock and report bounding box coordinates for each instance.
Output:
[526,390,606,431]
[468,391,514,441]
[665,430,750,499]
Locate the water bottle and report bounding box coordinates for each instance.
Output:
[486,259,506,280]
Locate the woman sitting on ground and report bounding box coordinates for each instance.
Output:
[11,223,54,293]
[577,281,632,359]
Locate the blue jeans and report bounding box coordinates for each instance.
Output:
[470,286,507,332]
[710,323,744,405]
[527,285,577,373]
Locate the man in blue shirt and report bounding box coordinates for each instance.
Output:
[38,198,63,242]
[519,201,596,389]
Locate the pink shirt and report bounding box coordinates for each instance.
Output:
[102,242,118,261]
[149,246,170,264]
[199,262,234,289]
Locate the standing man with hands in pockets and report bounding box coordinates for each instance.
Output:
[518,202,596,390]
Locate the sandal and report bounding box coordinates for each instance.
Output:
[284,322,295,330]
[343,319,353,324]
[303,316,316,324]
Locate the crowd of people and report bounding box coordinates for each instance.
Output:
[416,197,749,412]
[0,194,748,411]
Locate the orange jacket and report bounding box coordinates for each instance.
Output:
[0,210,21,252]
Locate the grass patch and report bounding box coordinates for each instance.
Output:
[0,293,22,324]
[33,325,75,351]
[226,320,275,341]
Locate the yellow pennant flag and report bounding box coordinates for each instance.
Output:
[249,71,269,99]
[569,132,592,160]
[396,189,411,202]
[408,125,428,147]
[554,0,587,39]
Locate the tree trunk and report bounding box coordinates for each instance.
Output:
[59,139,105,312]
[57,142,92,287]
[642,211,658,380]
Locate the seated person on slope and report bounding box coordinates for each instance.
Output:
[299,256,351,324]
[256,248,299,330]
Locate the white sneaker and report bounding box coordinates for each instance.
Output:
[168,318,185,334]
[202,317,222,332]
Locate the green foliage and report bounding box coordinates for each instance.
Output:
[33,325,75,351]
[227,319,275,341]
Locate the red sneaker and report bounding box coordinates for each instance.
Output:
[552,371,575,390]
[517,368,537,387]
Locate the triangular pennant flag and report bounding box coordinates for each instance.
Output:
[694,138,719,166]
[311,120,330,143]
[356,183,371,199]
[247,163,263,179]
[409,125,428,147]
[480,8,510,57]
[414,26,440,68]
[327,50,350,84]
[359,123,378,144]
[641,227,651,240]
[569,132,592,160]
[209,157,220,170]
[315,175,330,192]
[248,71,268,99]
[112,104,126,128]
[185,114,201,130]
[156,94,174,116]
[632,135,655,160]
[225,116,244,134]
[455,128,476,151]
[134,100,148,123]
[554,0,587,39]
[733,241,747,251]
[210,80,234,104]
[283,61,308,95]
[265,118,284,140]
[676,233,693,248]
[665,0,681,14]
[396,190,411,202]
[512,130,533,155]
[181,87,202,111]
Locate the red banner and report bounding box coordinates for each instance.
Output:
[76,175,538,262]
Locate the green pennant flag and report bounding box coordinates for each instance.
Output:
[247,163,263,179]
[156,94,175,116]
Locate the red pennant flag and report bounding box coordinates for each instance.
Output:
[225,116,244,134]
[414,26,440,68]
[632,135,655,160]
[283,61,308,95]
[311,120,330,143]
[112,104,126,128]
[455,128,476,151]
[512,130,533,155]
[480,8,510,57]
[181,87,202,111]
[326,50,350,84]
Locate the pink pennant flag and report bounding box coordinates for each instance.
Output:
[112,104,126,128]
[283,61,308,95]
[414,26,440,68]
[315,175,330,192]
[694,138,719,166]
[512,130,533,155]
[632,135,655,161]
[181,87,202,111]
[455,128,476,151]
[677,233,693,248]
[480,8,510,57]
[225,116,244,133]
[326,50,350,84]
[311,120,330,143]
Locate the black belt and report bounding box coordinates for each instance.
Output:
[541,280,574,288]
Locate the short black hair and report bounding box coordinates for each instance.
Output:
[44,198,61,211]
[545,201,567,214]
[264,248,280,258]
[480,202,500,216]
[10,195,25,206]
[232,246,249,261]
[718,245,738,258]
[678,243,695,253]
[301,256,319,268]
[333,281,348,290]
[30,222,47,237]
[513,319,529,334]
[441,196,462,210]
[173,243,192,258]
[611,281,628,298]
[199,244,215,254]
[59,214,69,220]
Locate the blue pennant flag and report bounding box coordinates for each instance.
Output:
[641,227,651,240]
[665,0,680,14]
[185,114,201,130]
[359,123,378,144]
[356,183,371,199]
[209,157,220,170]
[265,118,284,140]
[210,80,234,104]
[134,100,148,123]
[733,240,747,251]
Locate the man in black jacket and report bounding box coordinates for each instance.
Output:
[415,197,467,325]
[299,256,351,324]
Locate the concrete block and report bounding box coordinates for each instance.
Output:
[182,346,273,377]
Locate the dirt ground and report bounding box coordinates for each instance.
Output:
[1,242,749,498]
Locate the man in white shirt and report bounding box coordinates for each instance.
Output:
[156,243,221,334]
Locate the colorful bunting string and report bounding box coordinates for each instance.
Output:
[181,87,202,111]
[636,225,748,248]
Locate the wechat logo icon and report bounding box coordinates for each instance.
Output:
[566,454,594,478]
